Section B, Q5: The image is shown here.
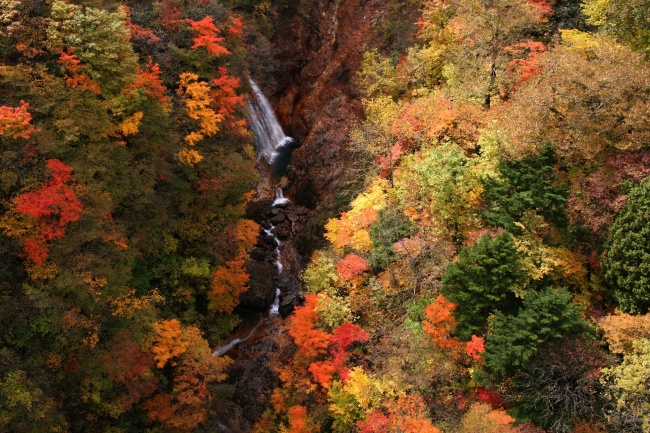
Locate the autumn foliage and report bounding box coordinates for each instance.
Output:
[129,59,169,106]
[286,405,313,433]
[465,335,486,364]
[209,254,250,313]
[0,1,257,431]
[150,319,188,368]
[0,100,36,139]
[186,17,230,57]
[357,394,440,433]
[58,49,101,94]
[423,295,461,350]
[144,325,230,431]
[16,159,82,265]
[336,253,370,281]
[289,293,330,357]
[178,72,223,153]
[308,322,369,388]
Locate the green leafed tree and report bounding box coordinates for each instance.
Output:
[602,177,650,313]
[483,287,594,376]
[369,206,417,269]
[397,142,496,245]
[441,231,524,340]
[583,0,650,56]
[47,0,137,94]
[481,145,568,233]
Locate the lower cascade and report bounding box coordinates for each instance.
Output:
[212,81,296,358]
[209,75,314,431]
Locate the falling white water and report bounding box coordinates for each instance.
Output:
[262,225,274,237]
[275,245,284,273]
[269,288,281,316]
[272,187,291,207]
[267,224,283,315]
[247,79,294,162]
[213,320,262,356]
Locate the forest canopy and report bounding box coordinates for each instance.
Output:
[2,0,650,432]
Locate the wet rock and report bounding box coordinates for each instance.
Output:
[270,213,286,223]
[246,199,274,223]
[275,223,291,240]
[239,260,276,309]
[249,246,267,261]
[263,235,275,244]
[227,335,281,427]
[279,293,296,317]
[271,208,283,215]
[287,212,299,222]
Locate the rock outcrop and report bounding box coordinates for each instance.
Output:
[269,0,388,209]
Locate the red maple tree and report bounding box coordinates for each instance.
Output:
[186,17,230,57]
[16,159,83,265]
[58,49,101,94]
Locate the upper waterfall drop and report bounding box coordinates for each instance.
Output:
[246,78,299,176]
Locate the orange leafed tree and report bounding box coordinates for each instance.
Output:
[599,310,650,354]
[423,295,461,350]
[465,335,485,364]
[308,360,337,389]
[15,159,83,265]
[58,49,101,94]
[285,405,313,433]
[150,319,188,368]
[211,67,246,135]
[177,72,223,149]
[144,325,230,431]
[211,67,243,117]
[0,100,36,139]
[391,93,458,144]
[186,16,230,57]
[209,253,250,313]
[458,403,518,433]
[129,58,169,106]
[357,394,440,433]
[308,322,369,388]
[234,218,260,254]
[504,41,546,88]
[329,322,368,379]
[336,253,370,281]
[289,293,330,357]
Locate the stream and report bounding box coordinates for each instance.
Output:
[213,78,298,359]
[210,81,306,432]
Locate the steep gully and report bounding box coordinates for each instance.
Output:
[210,79,308,432]
[212,0,389,428]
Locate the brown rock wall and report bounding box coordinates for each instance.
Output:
[269,0,388,208]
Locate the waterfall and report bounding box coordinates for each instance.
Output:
[272,186,291,207]
[213,320,262,356]
[246,79,299,176]
[266,224,283,315]
[213,221,284,356]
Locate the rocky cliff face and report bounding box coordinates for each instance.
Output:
[269,0,387,209]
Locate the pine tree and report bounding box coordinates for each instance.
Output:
[483,287,593,375]
[441,232,524,340]
[602,177,650,313]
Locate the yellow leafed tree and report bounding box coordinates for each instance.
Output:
[176,73,223,164]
